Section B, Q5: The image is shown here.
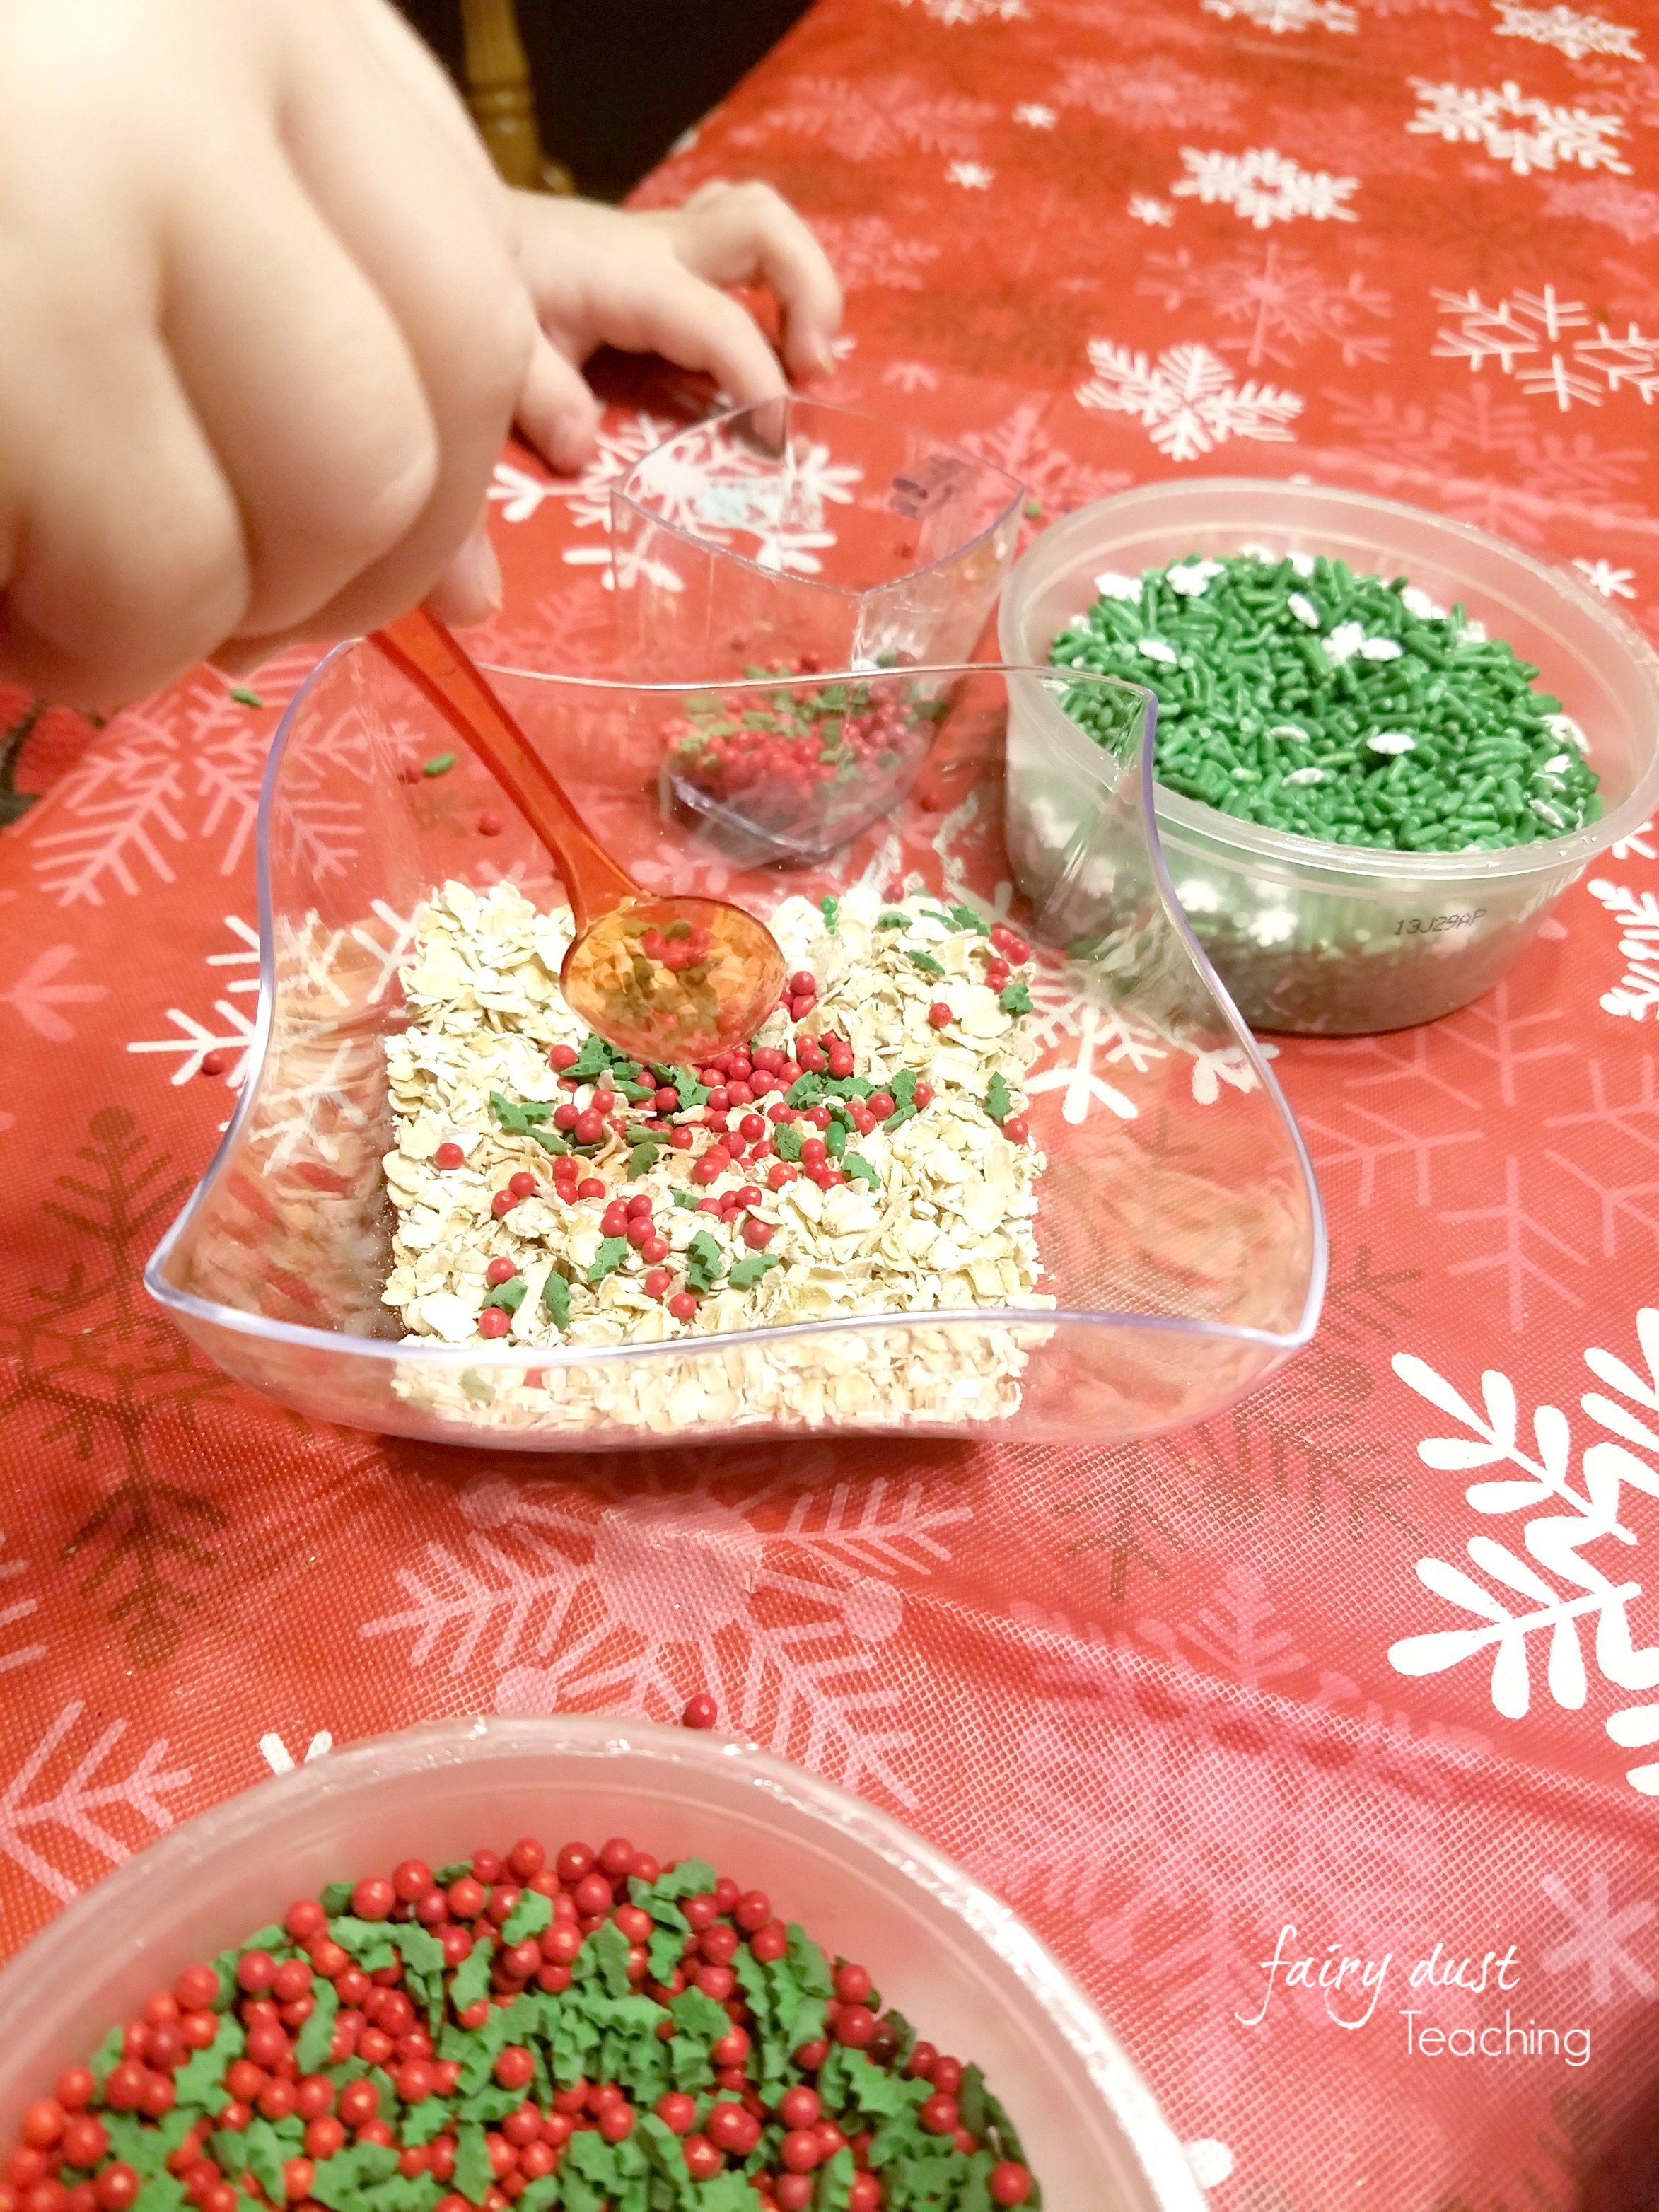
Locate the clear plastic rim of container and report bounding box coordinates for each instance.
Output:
[999,477,1659,885]
[611,397,1025,599]
[0,1715,1210,2212]
[142,648,1329,1375]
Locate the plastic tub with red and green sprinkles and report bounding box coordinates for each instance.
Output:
[0,1833,1039,2212]
[0,1723,1208,2212]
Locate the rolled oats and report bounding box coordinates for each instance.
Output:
[381,880,1052,1438]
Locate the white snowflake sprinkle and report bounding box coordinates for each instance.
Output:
[1172,146,1358,228]
[1137,638,1180,663]
[1402,586,1443,619]
[1168,559,1225,595]
[1368,732,1417,755]
[1283,766,1325,785]
[1093,570,1143,600]
[1288,593,1324,628]
[1574,557,1638,600]
[1076,338,1302,462]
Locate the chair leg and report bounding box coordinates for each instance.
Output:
[460,0,575,195]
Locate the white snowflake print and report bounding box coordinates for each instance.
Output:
[806,214,941,291]
[1431,284,1659,410]
[489,459,562,525]
[0,943,108,1044]
[969,1572,1466,2107]
[1607,820,1655,862]
[1588,878,1659,1020]
[497,413,685,590]
[1407,78,1631,175]
[1171,146,1359,228]
[1054,57,1242,132]
[892,0,1028,18]
[259,1730,334,1776]
[1387,1309,1659,1795]
[1201,0,1358,33]
[1013,102,1058,127]
[23,727,187,908]
[946,160,995,187]
[1140,243,1390,368]
[1494,1,1643,62]
[958,402,1131,513]
[1539,1870,1658,2001]
[728,76,996,165]
[0,1534,44,1677]
[1539,176,1659,243]
[0,1701,192,1903]
[1076,338,1303,462]
[125,912,267,1088]
[882,361,941,392]
[1129,195,1177,226]
[1574,557,1638,598]
[361,1466,972,1807]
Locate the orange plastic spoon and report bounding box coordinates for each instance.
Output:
[373,607,784,1063]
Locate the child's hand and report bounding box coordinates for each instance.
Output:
[0,0,535,711]
[508,185,845,472]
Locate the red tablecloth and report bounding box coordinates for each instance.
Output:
[5,1,1659,2202]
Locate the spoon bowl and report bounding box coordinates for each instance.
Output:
[373,607,785,1061]
[559,892,783,1064]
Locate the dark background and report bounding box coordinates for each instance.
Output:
[392,0,815,202]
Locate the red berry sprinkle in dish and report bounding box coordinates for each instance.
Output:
[0,1839,1040,2212]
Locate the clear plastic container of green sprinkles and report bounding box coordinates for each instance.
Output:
[1000,480,1659,1035]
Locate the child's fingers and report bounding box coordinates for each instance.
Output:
[0,325,247,711]
[513,333,603,474]
[672,182,844,383]
[588,261,790,409]
[164,157,441,638]
[254,0,533,646]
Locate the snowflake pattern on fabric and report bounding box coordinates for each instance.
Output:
[728,75,997,163]
[1431,284,1659,410]
[1170,146,1360,227]
[1052,57,1243,131]
[957,402,1132,511]
[1076,338,1303,460]
[805,215,941,289]
[124,912,265,1089]
[0,1536,43,1677]
[1407,78,1631,174]
[0,1701,192,1904]
[1539,176,1659,241]
[1539,1871,1658,2001]
[1387,1310,1659,1793]
[891,0,1029,19]
[0,943,107,1045]
[1587,878,1659,1020]
[1201,0,1358,31]
[1141,242,1390,366]
[361,1467,972,1806]
[968,1571,1468,2104]
[1493,2,1643,61]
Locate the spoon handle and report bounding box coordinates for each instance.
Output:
[373,606,639,931]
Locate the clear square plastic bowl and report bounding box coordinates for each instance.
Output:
[0,1716,1207,2211]
[143,649,1325,1452]
[1000,479,1659,1035]
[610,399,1023,861]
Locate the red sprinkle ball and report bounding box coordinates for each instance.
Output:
[0,1839,1036,2212]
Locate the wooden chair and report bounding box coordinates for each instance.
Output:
[458,0,575,195]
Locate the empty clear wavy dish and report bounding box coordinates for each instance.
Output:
[144,649,1327,1451]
